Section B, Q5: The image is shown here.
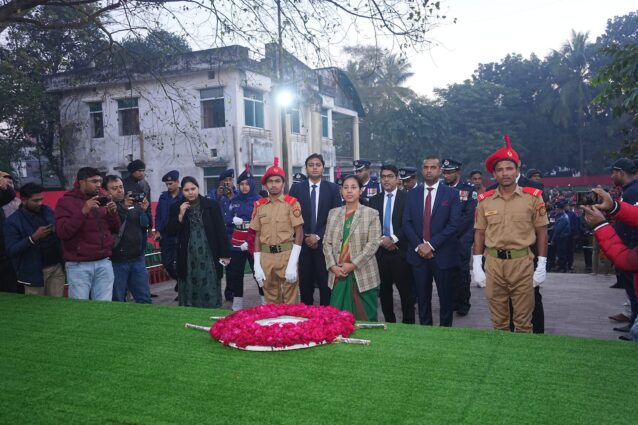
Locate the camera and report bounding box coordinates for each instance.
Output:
[131,193,146,203]
[575,191,599,206]
[96,196,110,206]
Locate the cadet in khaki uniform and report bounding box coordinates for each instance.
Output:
[250,158,304,304]
[472,136,549,333]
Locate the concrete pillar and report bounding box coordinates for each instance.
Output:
[352,115,360,160]
[311,108,322,155]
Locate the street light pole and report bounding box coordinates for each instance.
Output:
[276,0,290,188]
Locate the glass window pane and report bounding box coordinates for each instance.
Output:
[91,113,104,138]
[202,98,226,128]
[119,109,140,136]
[88,102,102,112]
[255,102,264,128]
[290,109,300,134]
[244,99,255,127]
[321,115,328,138]
[244,88,263,101]
[117,98,138,109]
[200,87,224,99]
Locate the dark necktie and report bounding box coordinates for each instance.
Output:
[383,193,393,236]
[310,184,317,233]
[422,187,433,241]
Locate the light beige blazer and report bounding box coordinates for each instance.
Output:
[323,204,381,293]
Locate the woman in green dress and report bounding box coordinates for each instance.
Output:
[323,175,382,321]
[167,176,230,308]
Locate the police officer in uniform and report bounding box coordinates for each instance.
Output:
[354,159,380,203]
[250,158,304,304]
[442,158,477,316]
[154,170,183,281]
[292,172,308,185]
[472,136,548,333]
[398,167,418,191]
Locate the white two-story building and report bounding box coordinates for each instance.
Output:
[46,44,363,198]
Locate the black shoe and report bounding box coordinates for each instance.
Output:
[619,335,633,341]
[174,296,179,302]
[457,310,468,317]
[610,283,623,289]
[151,293,158,298]
[613,325,631,333]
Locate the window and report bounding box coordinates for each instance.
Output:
[244,88,264,128]
[88,102,104,138]
[117,98,140,136]
[201,88,226,129]
[321,108,329,138]
[290,106,300,134]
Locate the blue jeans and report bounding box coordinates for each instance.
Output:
[66,258,114,301]
[112,256,151,303]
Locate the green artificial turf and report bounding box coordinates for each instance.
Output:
[1,293,637,425]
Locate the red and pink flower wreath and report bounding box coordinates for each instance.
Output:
[210,304,355,348]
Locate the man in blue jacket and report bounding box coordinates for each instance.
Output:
[551,199,572,273]
[4,183,65,296]
[155,170,182,279]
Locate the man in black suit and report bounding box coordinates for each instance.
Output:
[289,153,342,305]
[370,165,415,324]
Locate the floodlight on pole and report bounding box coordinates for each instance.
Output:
[276,89,295,108]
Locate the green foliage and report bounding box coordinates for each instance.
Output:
[348,11,638,176]
[119,29,192,72]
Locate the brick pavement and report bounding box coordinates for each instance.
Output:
[150,271,631,341]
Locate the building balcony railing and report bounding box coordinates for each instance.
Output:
[289,133,307,143]
[242,127,272,140]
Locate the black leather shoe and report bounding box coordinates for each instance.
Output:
[610,282,623,288]
[609,313,630,322]
[619,335,633,341]
[613,325,631,333]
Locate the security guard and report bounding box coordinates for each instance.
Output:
[442,158,477,316]
[398,166,418,191]
[154,170,183,280]
[292,172,308,185]
[472,135,548,333]
[250,158,304,304]
[354,159,380,202]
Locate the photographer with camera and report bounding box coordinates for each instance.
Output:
[4,183,65,297]
[582,187,638,342]
[123,160,152,232]
[103,175,152,303]
[54,167,120,301]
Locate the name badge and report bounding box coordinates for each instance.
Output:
[484,210,498,216]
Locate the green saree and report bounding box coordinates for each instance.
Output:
[329,209,378,321]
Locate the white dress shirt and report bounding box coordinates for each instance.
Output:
[382,188,399,243]
[308,179,321,234]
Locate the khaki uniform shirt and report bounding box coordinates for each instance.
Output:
[474,185,548,250]
[249,194,304,246]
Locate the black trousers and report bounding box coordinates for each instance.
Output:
[619,271,637,325]
[159,236,178,279]
[227,250,264,298]
[509,286,544,333]
[299,245,331,306]
[377,250,415,324]
[0,261,21,294]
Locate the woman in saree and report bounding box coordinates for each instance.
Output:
[323,174,382,320]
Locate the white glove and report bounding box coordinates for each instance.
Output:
[472,255,486,288]
[253,252,265,287]
[239,241,248,251]
[232,216,243,226]
[285,244,302,283]
[533,256,547,287]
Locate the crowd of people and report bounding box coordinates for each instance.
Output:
[1,140,637,342]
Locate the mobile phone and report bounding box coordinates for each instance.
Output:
[575,191,599,206]
[96,196,110,206]
[131,193,145,203]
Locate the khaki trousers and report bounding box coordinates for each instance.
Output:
[23,264,66,297]
[484,254,534,333]
[261,251,299,304]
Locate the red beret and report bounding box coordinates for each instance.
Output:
[485,134,520,173]
[261,157,286,185]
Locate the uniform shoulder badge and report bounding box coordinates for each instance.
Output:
[254,198,268,208]
[284,194,298,206]
[522,186,543,198]
[477,189,496,202]
[537,202,547,216]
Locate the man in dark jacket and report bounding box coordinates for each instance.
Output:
[0,171,19,293]
[154,170,182,279]
[551,200,571,273]
[123,159,152,231]
[4,183,65,296]
[54,167,121,301]
[103,175,151,303]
